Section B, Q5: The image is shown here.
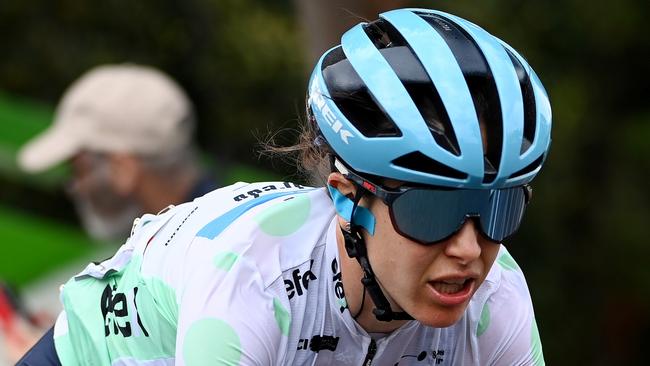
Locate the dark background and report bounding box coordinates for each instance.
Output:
[1,0,649,364]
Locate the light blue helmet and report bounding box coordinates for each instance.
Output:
[307,8,552,189]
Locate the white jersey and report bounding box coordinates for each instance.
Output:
[53,182,544,365]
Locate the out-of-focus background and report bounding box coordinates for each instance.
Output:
[0,0,648,365]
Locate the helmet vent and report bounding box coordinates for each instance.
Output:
[364,19,406,49]
[322,46,346,70]
[503,47,537,155]
[392,151,468,180]
[507,154,544,179]
[322,47,402,138]
[407,83,461,156]
[418,13,504,184]
[365,19,462,156]
[334,89,402,137]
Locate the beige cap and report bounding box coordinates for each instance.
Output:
[17,64,195,173]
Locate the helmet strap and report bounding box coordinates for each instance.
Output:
[342,187,413,322]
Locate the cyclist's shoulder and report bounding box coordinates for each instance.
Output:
[186,181,320,235]
[188,181,330,244]
[468,245,536,340]
[138,181,318,244]
[143,181,334,280]
[464,246,543,364]
[478,245,530,296]
[195,181,314,206]
[194,181,334,271]
[492,246,532,297]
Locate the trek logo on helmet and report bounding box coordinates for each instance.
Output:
[308,76,354,145]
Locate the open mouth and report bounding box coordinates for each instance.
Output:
[430,278,472,295]
[427,278,475,306]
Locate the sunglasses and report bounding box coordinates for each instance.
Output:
[336,160,532,245]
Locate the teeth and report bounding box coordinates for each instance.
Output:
[431,278,470,294]
[442,278,466,285]
[432,282,463,294]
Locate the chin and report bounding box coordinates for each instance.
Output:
[412,307,466,328]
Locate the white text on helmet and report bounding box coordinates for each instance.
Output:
[309,77,354,145]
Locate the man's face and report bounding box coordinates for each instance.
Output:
[66,151,141,242]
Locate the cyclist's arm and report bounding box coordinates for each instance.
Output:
[174,253,289,365]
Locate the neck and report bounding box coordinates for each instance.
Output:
[335,221,409,334]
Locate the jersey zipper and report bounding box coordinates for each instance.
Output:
[362,339,377,366]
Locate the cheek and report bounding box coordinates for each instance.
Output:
[366,202,434,274]
[372,206,394,241]
[365,203,398,263]
[367,201,402,255]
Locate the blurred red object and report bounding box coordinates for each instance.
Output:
[1,283,49,364]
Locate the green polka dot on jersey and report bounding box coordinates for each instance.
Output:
[476,302,491,336]
[531,318,545,365]
[273,298,291,336]
[183,318,241,366]
[214,252,239,271]
[255,194,311,236]
[497,251,519,271]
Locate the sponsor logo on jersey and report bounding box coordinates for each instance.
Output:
[297,335,340,352]
[285,260,318,300]
[234,182,306,202]
[297,338,309,351]
[331,258,348,313]
[308,76,354,145]
[100,284,149,338]
[395,349,445,365]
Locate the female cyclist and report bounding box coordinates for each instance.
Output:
[19,8,550,366]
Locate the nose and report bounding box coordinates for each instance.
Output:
[443,218,482,265]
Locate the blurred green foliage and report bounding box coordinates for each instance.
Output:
[0,0,305,162]
[0,0,649,365]
[0,92,68,188]
[0,204,96,286]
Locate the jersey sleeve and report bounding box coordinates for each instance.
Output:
[477,249,545,366]
[174,239,290,366]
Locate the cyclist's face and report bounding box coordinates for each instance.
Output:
[363,183,500,328]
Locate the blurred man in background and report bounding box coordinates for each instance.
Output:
[2,64,217,364]
[18,63,216,242]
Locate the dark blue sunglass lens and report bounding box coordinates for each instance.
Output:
[389,187,527,244]
[479,188,527,242]
[390,189,489,244]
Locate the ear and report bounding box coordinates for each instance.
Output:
[108,153,141,196]
[327,172,357,199]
